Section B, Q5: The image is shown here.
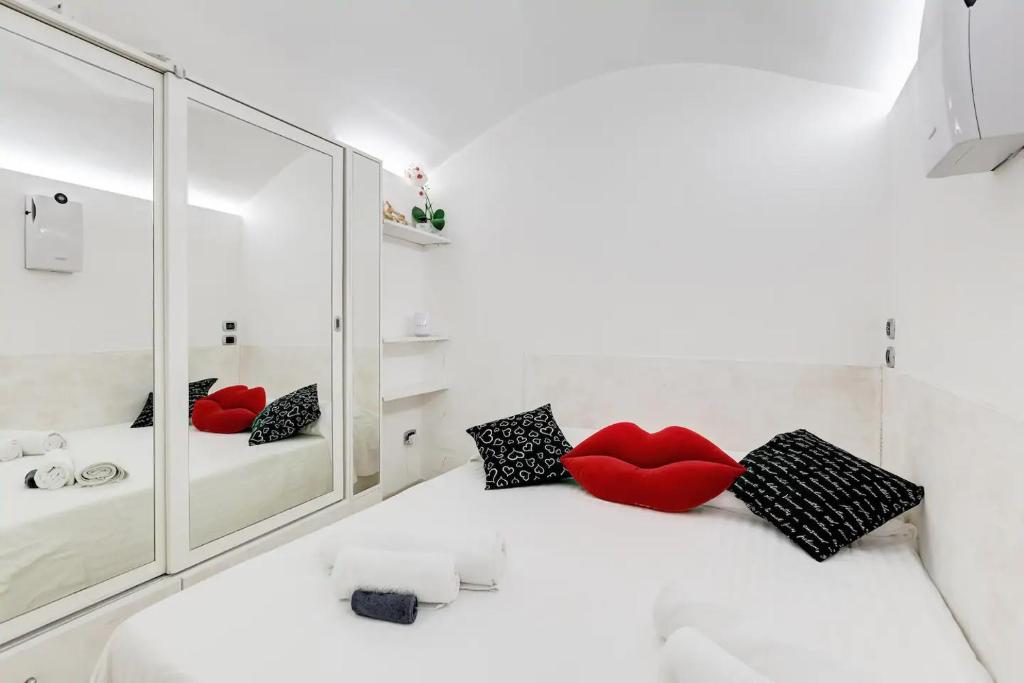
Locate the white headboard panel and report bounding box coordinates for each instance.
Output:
[883,373,1022,683]
[524,354,882,461]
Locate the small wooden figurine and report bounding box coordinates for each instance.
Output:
[383,201,408,225]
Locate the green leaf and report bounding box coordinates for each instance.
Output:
[411,206,427,223]
[430,210,446,231]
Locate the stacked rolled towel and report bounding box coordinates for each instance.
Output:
[661,628,773,683]
[1,438,23,463]
[331,547,460,605]
[73,453,128,487]
[0,430,67,456]
[321,524,507,590]
[32,449,75,490]
[351,590,418,625]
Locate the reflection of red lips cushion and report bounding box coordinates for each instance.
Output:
[561,423,745,512]
[192,385,267,434]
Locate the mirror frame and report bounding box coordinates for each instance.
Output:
[0,3,168,644]
[164,79,349,572]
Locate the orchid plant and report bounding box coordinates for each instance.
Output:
[405,163,445,230]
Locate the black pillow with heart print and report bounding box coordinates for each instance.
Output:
[130,378,218,428]
[249,384,321,446]
[466,404,572,490]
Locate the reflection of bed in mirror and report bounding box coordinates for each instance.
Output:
[0,423,331,620]
[188,427,331,548]
[0,424,153,623]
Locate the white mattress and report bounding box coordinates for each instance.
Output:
[0,423,329,623]
[188,428,331,548]
[93,462,991,683]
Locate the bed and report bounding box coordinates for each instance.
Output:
[92,460,992,683]
[0,423,329,623]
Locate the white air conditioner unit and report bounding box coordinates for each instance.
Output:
[918,0,1024,177]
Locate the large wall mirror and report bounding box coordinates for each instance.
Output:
[349,151,382,494]
[0,12,161,628]
[181,86,342,551]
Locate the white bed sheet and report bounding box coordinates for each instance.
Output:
[0,424,330,623]
[188,428,331,547]
[93,462,991,683]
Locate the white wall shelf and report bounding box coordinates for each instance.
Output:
[381,381,449,402]
[383,335,449,344]
[383,220,450,246]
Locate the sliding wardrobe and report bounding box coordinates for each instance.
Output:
[0,0,382,648]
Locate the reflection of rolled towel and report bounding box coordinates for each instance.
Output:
[351,590,418,625]
[73,454,128,487]
[33,449,74,490]
[331,547,459,605]
[1,439,23,462]
[662,628,772,683]
[322,525,507,589]
[0,430,67,455]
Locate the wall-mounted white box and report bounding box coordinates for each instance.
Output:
[25,194,83,273]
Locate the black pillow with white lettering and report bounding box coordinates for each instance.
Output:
[130,378,218,428]
[729,429,924,561]
[466,404,572,490]
[130,393,155,429]
[249,384,321,446]
[188,378,218,417]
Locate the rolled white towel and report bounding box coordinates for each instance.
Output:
[33,449,75,490]
[321,524,506,589]
[331,547,460,605]
[73,453,128,487]
[662,628,772,683]
[0,438,23,462]
[1,430,67,455]
[654,588,738,641]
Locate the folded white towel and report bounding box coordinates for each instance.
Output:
[1,430,67,455]
[321,524,507,589]
[0,438,23,462]
[73,452,128,487]
[330,547,460,605]
[662,628,772,683]
[33,449,75,490]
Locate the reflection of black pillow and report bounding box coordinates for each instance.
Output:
[130,393,155,429]
[465,404,572,490]
[730,430,925,562]
[130,378,218,429]
[249,384,321,446]
[188,378,218,417]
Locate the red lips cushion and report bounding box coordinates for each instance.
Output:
[192,385,267,434]
[561,422,745,512]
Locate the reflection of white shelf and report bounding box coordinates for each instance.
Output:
[383,220,450,246]
[383,335,450,344]
[382,381,449,402]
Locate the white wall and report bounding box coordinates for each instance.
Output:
[240,152,333,350]
[882,67,1024,683]
[188,206,243,348]
[0,168,153,356]
[429,63,891,468]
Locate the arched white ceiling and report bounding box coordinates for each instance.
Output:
[63,0,923,172]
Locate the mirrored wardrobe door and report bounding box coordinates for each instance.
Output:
[0,9,161,632]
[181,85,342,552]
[348,151,382,495]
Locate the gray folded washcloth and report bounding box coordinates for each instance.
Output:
[350,590,418,625]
